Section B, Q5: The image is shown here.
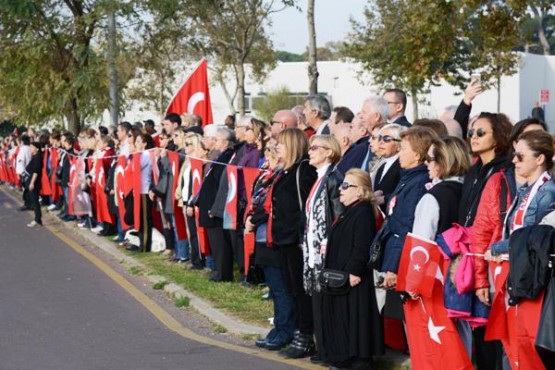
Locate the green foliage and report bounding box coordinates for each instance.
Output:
[253,86,305,122]
[275,50,304,62]
[345,0,523,106]
[152,280,168,290]
[301,41,345,61]
[174,296,190,308]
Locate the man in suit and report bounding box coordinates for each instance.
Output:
[336,113,371,174]
[356,96,389,172]
[373,124,406,212]
[383,88,411,127]
[329,106,354,136]
[303,94,331,135]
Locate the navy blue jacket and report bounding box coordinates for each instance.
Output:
[336,136,369,174]
[380,164,429,273]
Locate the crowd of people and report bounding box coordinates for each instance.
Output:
[1,81,554,370]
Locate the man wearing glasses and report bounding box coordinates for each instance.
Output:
[383,88,411,127]
[269,110,298,137]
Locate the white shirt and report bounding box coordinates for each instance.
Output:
[16,145,31,175]
[315,120,330,135]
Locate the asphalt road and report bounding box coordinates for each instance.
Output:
[0,188,301,370]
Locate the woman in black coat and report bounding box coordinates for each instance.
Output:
[271,128,317,359]
[322,168,384,369]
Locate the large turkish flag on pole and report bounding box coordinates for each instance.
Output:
[166,59,213,126]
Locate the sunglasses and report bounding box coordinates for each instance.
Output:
[378,135,401,143]
[270,120,281,126]
[513,152,525,162]
[467,128,490,138]
[340,182,358,190]
[308,145,330,151]
[184,142,193,147]
[425,155,436,162]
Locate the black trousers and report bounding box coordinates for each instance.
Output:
[226,229,245,280]
[279,243,313,335]
[207,226,234,281]
[29,187,42,224]
[312,291,325,358]
[138,194,153,252]
[186,213,204,268]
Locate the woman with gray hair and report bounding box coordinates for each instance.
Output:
[373,123,406,213]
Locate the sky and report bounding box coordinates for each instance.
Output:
[268,0,368,54]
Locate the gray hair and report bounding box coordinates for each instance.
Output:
[365,96,389,123]
[204,124,225,138]
[306,94,331,120]
[216,126,236,144]
[380,123,407,139]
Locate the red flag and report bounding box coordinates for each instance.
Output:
[223,165,238,230]
[115,156,131,230]
[94,159,114,224]
[242,167,260,274]
[190,157,210,255]
[132,153,142,230]
[167,151,186,240]
[485,261,510,342]
[165,59,213,126]
[50,148,62,201]
[404,286,473,370]
[40,150,52,196]
[397,233,442,298]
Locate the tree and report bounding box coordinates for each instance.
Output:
[510,0,555,55]
[254,86,305,121]
[185,0,297,116]
[275,50,304,62]
[345,0,522,118]
[307,0,318,94]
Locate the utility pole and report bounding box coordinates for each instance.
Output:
[107,9,119,126]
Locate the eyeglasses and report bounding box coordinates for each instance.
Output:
[386,101,401,105]
[184,142,193,147]
[512,152,525,162]
[270,120,282,126]
[378,135,401,143]
[340,182,358,190]
[308,145,330,151]
[467,128,490,138]
[425,155,436,162]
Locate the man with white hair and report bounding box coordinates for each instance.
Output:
[359,96,389,132]
[336,114,371,174]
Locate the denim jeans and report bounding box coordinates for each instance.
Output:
[172,215,189,260]
[263,265,295,344]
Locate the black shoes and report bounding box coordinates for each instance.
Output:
[282,330,315,359]
[255,338,267,348]
[255,337,289,351]
[126,245,140,252]
[18,206,32,211]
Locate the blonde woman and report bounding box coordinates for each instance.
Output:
[321,168,384,369]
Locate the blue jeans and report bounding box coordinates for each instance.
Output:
[172,216,189,260]
[263,265,295,344]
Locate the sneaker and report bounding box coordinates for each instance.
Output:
[27,221,41,228]
[112,235,121,241]
[91,226,103,233]
[47,204,56,211]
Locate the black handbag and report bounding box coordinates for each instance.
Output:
[369,219,390,271]
[536,259,555,364]
[319,268,350,295]
[152,172,168,198]
[20,171,31,189]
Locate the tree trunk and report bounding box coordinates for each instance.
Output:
[411,90,419,120]
[65,97,80,134]
[236,62,246,116]
[107,10,119,126]
[497,74,501,113]
[307,0,318,94]
[531,6,551,55]
[159,72,166,116]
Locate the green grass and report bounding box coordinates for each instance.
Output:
[128,266,144,276]
[175,296,190,308]
[213,323,228,333]
[152,280,168,290]
[130,252,273,327]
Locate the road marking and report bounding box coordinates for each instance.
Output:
[0,187,317,369]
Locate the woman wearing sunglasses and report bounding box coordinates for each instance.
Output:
[378,126,438,318]
[302,135,344,364]
[321,168,384,369]
[271,128,317,359]
[373,123,406,213]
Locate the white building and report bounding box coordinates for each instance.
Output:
[118,53,555,130]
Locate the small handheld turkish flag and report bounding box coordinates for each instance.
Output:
[397,233,442,298]
[166,59,213,126]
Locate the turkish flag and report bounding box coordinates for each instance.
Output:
[223,165,238,230]
[167,151,186,240]
[404,285,473,370]
[40,149,52,196]
[115,155,131,230]
[49,148,62,201]
[485,261,510,342]
[190,157,210,255]
[94,159,114,224]
[397,233,442,298]
[242,167,261,274]
[166,59,213,126]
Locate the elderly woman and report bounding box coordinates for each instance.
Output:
[373,123,406,213]
[303,135,344,364]
[322,168,384,369]
[271,128,317,358]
